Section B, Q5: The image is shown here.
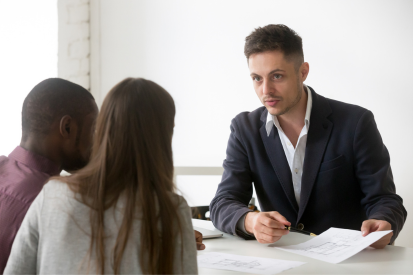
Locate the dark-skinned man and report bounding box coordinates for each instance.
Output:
[0,78,98,273]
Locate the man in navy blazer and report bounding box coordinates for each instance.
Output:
[210,24,406,248]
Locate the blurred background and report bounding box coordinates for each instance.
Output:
[1,0,412,247]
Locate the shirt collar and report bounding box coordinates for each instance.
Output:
[265,85,313,136]
[8,146,61,176]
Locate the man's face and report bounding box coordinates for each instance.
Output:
[63,100,99,172]
[248,50,308,116]
[76,103,99,168]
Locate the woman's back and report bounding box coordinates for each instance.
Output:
[5,180,197,274]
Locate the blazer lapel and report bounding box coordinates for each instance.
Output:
[298,88,333,221]
[260,110,299,213]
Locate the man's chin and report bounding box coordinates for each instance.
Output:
[265,106,285,116]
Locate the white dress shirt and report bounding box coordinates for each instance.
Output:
[236,85,312,235]
[265,85,312,206]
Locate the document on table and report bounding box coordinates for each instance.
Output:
[275,227,392,264]
[198,252,305,275]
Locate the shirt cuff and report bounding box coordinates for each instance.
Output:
[236,212,254,236]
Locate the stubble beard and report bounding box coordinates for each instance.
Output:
[268,80,303,116]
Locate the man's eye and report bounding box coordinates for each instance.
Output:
[253,76,262,81]
[273,74,282,80]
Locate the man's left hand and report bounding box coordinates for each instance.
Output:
[361,219,393,249]
[195,230,205,250]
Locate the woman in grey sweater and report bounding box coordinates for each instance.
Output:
[4,78,198,274]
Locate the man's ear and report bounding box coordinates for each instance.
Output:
[59,115,74,139]
[300,62,310,82]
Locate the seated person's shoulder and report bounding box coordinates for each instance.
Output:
[232,106,266,129]
[42,178,75,199]
[169,192,190,211]
[0,155,7,163]
[326,97,370,119]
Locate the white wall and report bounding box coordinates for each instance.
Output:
[0,1,57,156]
[93,0,413,247]
[58,0,90,90]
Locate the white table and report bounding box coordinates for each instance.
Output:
[193,219,413,274]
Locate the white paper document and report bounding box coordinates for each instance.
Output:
[198,252,305,275]
[275,227,392,264]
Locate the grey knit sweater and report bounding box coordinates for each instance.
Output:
[4,180,198,274]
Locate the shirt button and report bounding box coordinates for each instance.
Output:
[297,223,304,230]
[294,168,299,174]
[288,142,291,146]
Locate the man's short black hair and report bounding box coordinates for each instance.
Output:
[22,78,95,141]
[244,24,304,70]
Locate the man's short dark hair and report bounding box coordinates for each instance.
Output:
[22,78,95,141]
[244,24,304,69]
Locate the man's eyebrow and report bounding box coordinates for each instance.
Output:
[268,69,285,75]
[250,69,285,77]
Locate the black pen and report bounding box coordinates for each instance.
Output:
[284,226,317,236]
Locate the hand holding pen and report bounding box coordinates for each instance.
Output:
[244,211,291,244]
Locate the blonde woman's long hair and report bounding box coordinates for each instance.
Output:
[59,78,182,274]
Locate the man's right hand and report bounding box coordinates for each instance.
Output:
[245,211,291,243]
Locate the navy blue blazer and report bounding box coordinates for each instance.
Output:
[210,87,407,242]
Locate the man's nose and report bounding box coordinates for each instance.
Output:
[262,79,272,95]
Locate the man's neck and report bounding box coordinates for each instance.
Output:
[20,135,62,170]
[277,87,308,147]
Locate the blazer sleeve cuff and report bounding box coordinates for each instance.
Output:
[232,208,256,240]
